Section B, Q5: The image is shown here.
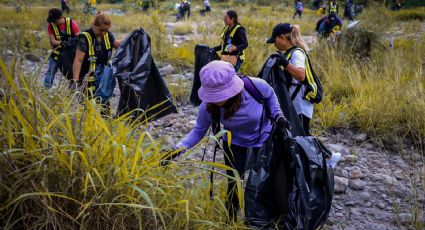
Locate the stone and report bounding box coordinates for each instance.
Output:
[349,168,366,179]
[376,202,386,210]
[349,179,366,190]
[374,174,397,185]
[344,154,358,162]
[354,133,367,142]
[159,64,175,76]
[318,136,330,142]
[364,202,372,207]
[359,191,370,202]
[398,213,413,224]
[335,212,344,218]
[25,53,41,62]
[334,176,349,193]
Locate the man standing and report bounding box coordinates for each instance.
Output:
[44,8,80,88]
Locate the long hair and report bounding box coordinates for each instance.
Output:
[206,92,242,121]
[93,11,111,27]
[283,24,308,51]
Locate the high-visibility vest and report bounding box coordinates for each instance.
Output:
[329,2,337,13]
[50,17,73,59]
[220,24,245,61]
[88,0,96,7]
[81,31,112,73]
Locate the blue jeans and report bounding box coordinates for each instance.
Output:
[44,57,59,88]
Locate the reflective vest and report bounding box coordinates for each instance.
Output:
[81,31,112,73]
[50,17,73,59]
[220,25,245,61]
[329,2,337,13]
[285,47,322,103]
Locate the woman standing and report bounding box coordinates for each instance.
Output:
[266,23,313,135]
[213,11,248,72]
[176,61,289,221]
[72,12,121,111]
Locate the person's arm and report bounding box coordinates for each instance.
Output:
[73,49,85,81]
[49,34,61,46]
[233,27,248,52]
[251,78,283,119]
[71,20,80,37]
[113,40,121,49]
[176,103,213,150]
[280,49,306,82]
[285,64,305,82]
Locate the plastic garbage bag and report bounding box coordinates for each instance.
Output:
[94,65,116,104]
[190,44,220,106]
[113,28,177,120]
[257,56,305,137]
[57,41,77,80]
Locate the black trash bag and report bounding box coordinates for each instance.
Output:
[57,39,78,80]
[245,128,295,229]
[190,44,219,106]
[113,28,177,120]
[285,136,334,230]
[257,56,305,137]
[245,130,334,230]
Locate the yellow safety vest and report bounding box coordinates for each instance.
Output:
[81,31,111,73]
[329,2,337,13]
[285,47,318,101]
[220,24,245,61]
[50,17,73,59]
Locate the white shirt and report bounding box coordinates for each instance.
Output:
[203,0,210,7]
[288,49,314,118]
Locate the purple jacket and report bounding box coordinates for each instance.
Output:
[177,77,283,149]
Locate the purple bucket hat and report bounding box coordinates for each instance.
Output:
[198,61,244,103]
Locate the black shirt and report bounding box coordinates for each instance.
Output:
[213,24,248,56]
[77,28,116,66]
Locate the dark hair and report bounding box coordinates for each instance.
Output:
[47,8,62,23]
[226,10,238,24]
[206,92,242,121]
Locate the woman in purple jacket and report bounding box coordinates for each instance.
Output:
[176,60,289,221]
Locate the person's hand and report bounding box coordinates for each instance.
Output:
[69,79,82,91]
[271,53,289,68]
[228,46,237,53]
[275,115,291,131]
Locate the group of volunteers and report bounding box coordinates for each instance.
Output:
[44,4,328,225]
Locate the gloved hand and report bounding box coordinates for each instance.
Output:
[68,79,82,91]
[275,115,291,131]
[271,52,289,68]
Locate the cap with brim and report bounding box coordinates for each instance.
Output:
[198,61,244,103]
[266,23,293,43]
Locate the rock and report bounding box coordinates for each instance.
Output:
[184,72,194,79]
[376,202,386,210]
[359,191,370,202]
[364,202,372,207]
[374,173,397,185]
[398,213,413,224]
[343,154,358,162]
[350,208,362,217]
[318,136,330,142]
[335,212,344,218]
[344,200,357,206]
[354,133,367,142]
[334,176,349,193]
[25,53,41,62]
[381,194,387,199]
[349,179,366,190]
[349,167,366,179]
[363,143,374,150]
[159,64,175,76]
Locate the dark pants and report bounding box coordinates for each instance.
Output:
[234,57,243,73]
[223,142,259,221]
[293,10,302,19]
[299,114,311,136]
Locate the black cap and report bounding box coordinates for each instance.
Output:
[266,23,292,44]
[47,8,62,23]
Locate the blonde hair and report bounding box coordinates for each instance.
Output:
[93,11,111,27]
[283,24,308,51]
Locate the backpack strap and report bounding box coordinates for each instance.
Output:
[65,17,72,36]
[239,75,264,104]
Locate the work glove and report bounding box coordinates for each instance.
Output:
[275,115,292,132]
[68,79,82,92]
[271,52,289,68]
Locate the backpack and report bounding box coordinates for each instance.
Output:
[284,46,323,104]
